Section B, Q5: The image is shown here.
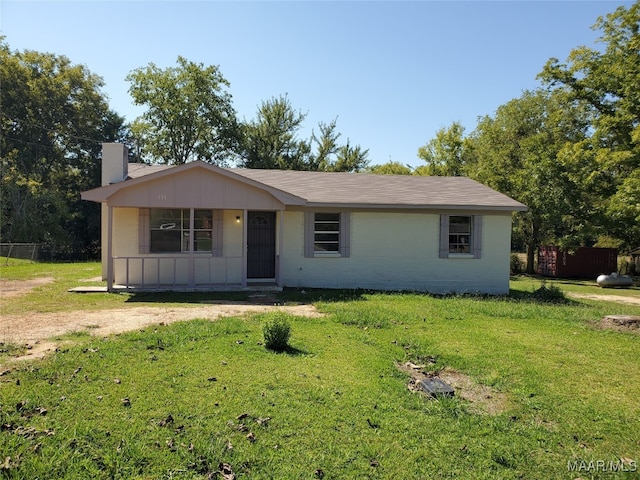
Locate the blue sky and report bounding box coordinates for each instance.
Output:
[1,1,633,167]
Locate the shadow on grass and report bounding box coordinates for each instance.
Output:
[125,291,251,304]
[265,345,310,356]
[507,287,577,305]
[278,288,371,303]
[122,285,583,307]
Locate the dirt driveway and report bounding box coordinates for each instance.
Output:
[2,278,639,365]
[0,278,321,365]
[567,292,640,306]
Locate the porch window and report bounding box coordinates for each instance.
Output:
[142,208,222,255]
[439,214,482,258]
[194,209,214,252]
[304,211,350,257]
[150,209,188,253]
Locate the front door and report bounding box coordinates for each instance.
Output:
[247,211,276,279]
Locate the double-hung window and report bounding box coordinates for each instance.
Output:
[304,211,350,257]
[142,208,221,255]
[439,214,482,258]
[448,216,472,254]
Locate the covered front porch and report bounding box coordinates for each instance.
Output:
[104,207,284,292]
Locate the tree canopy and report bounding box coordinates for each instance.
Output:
[126,56,239,165]
[238,95,369,172]
[467,89,592,271]
[0,39,127,257]
[416,122,468,176]
[539,1,640,248]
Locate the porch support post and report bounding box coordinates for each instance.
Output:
[107,205,114,292]
[241,209,247,288]
[277,209,284,287]
[188,208,195,288]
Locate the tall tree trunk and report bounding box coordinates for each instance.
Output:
[525,220,539,274]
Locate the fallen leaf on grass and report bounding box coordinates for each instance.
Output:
[159,414,174,426]
[216,462,234,480]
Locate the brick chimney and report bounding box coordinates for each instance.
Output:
[102,143,129,186]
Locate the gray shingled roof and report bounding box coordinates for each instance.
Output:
[126,163,526,211]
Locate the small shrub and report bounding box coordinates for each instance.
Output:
[510,253,525,274]
[532,281,566,303]
[262,312,291,351]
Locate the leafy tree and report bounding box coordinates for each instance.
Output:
[0,39,127,257]
[467,89,592,272]
[126,56,239,165]
[331,142,370,172]
[239,95,369,172]
[539,1,640,248]
[416,122,468,176]
[310,119,340,171]
[239,95,311,170]
[367,161,413,175]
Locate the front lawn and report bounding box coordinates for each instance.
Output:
[0,262,639,478]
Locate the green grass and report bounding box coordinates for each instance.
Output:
[0,261,250,316]
[1,262,639,478]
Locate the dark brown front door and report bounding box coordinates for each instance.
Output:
[247,211,276,279]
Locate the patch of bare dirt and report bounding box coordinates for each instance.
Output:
[0,277,55,298]
[568,292,640,306]
[398,361,512,415]
[0,303,323,366]
[595,315,640,334]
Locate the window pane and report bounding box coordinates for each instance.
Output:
[449,216,471,233]
[315,223,339,232]
[194,210,213,229]
[315,242,340,252]
[150,230,182,253]
[182,209,190,229]
[150,209,181,229]
[315,213,340,222]
[194,231,212,252]
[315,233,339,242]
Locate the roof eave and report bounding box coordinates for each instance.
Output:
[302,202,528,212]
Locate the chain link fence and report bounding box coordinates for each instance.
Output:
[1,243,41,264]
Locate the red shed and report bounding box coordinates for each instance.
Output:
[538,246,618,278]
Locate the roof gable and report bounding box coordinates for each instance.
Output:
[82,161,306,207]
